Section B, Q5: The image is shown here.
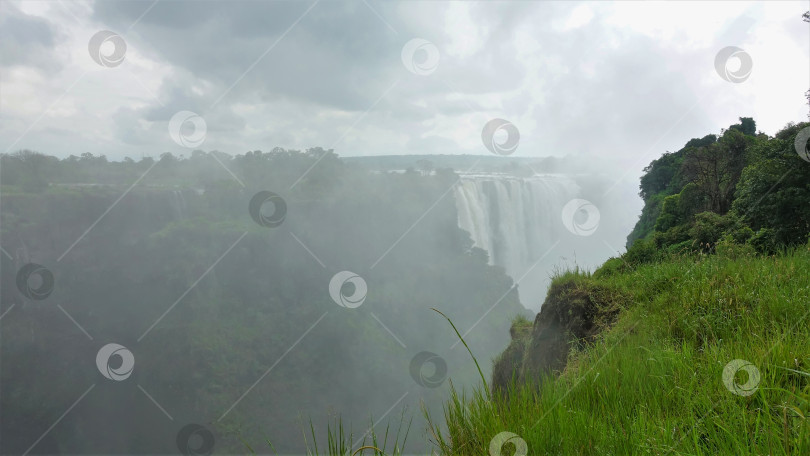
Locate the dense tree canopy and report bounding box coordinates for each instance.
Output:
[627,118,810,254]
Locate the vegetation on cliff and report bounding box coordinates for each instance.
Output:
[626,119,810,254]
[434,244,810,454]
[433,121,810,455]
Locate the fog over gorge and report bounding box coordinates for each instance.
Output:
[1,1,809,455]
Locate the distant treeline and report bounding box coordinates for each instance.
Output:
[0,147,605,193]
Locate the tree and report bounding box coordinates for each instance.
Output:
[681,129,749,214]
[639,152,682,200]
[416,159,434,176]
[733,122,810,248]
[729,117,756,136]
[684,134,718,149]
[4,150,56,191]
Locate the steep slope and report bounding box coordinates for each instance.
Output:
[432,117,810,455]
[434,245,810,455]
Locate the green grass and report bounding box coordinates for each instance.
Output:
[251,413,411,456]
[427,244,810,455]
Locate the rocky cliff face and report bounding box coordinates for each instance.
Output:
[491,274,623,393]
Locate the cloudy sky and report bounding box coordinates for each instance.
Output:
[1,0,808,173]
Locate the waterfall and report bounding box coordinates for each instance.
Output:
[454,173,581,309]
[172,189,187,219]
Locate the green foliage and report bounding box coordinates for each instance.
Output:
[726,223,755,245]
[629,119,810,254]
[622,238,660,266]
[715,234,757,260]
[490,269,624,394]
[629,134,717,247]
[0,148,522,454]
[677,181,707,217]
[592,257,626,278]
[733,124,810,249]
[652,183,705,235]
[681,129,749,214]
[625,193,663,248]
[432,246,810,455]
[653,193,681,232]
[435,115,810,455]
[638,151,685,202]
[663,238,698,255]
[508,314,532,339]
[288,412,410,456]
[729,116,757,136]
[748,227,780,255]
[689,211,737,252]
[684,133,719,149]
[653,223,691,249]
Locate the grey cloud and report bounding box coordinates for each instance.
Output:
[95,1,667,161]
[95,1,404,111]
[2,0,796,164]
[0,2,60,72]
[509,20,721,161]
[405,134,461,155]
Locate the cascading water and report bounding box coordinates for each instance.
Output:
[172,189,187,219]
[454,173,581,309]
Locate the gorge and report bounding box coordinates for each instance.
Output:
[454,173,581,309]
[452,171,636,311]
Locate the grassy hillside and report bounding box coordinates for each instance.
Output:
[430,238,810,455]
[429,118,810,455]
[274,118,810,454]
[260,119,810,455]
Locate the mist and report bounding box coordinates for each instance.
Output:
[1,0,807,455]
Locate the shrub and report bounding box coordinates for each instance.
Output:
[654,193,681,232]
[653,224,691,249]
[623,238,660,265]
[689,211,736,252]
[715,234,756,259]
[725,223,754,244]
[749,227,779,254]
[593,257,626,278]
[664,239,698,255]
